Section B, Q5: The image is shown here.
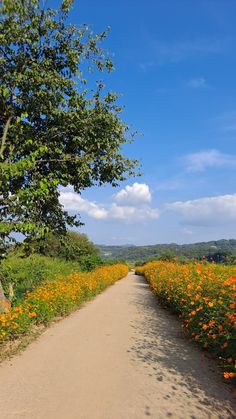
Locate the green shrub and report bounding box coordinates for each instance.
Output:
[28,231,99,261]
[0,254,81,303]
[79,255,104,272]
[0,264,129,342]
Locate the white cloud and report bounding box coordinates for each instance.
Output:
[60,183,159,223]
[167,193,236,226]
[60,191,108,220]
[114,182,152,205]
[152,39,223,64]
[139,38,223,71]
[183,149,236,172]
[109,203,160,221]
[187,77,206,88]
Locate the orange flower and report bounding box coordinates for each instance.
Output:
[221,342,228,349]
[224,372,236,379]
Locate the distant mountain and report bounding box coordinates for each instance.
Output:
[98,239,236,262]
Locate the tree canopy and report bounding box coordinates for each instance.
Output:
[31,231,99,261]
[0,0,139,256]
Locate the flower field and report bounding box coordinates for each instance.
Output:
[136,261,236,379]
[0,264,128,343]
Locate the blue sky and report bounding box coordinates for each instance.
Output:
[59,0,236,245]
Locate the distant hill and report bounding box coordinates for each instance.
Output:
[99,239,236,262]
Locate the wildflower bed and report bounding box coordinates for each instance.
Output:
[136,261,236,379]
[0,264,128,343]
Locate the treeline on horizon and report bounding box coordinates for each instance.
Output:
[99,239,236,264]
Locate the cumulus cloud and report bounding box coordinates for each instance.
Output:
[60,183,160,223]
[60,191,108,220]
[114,182,151,205]
[108,203,159,221]
[183,149,236,172]
[167,193,236,226]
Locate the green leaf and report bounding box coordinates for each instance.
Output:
[0,0,139,253]
[3,87,9,98]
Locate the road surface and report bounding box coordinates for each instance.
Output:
[0,272,235,419]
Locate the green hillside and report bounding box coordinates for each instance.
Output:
[99,239,236,262]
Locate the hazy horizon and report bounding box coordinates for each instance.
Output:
[96,237,236,247]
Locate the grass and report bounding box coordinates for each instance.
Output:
[0,264,129,344]
[0,253,82,303]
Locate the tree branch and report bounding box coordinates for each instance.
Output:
[0,116,12,157]
[35,156,91,163]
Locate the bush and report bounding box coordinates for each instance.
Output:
[0,264,129,342]
[80,255,104,272]
[137,261,236,379]
[28,231,99,261]
[0,254,81,302]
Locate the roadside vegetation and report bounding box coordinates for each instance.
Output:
[0,0,138,307]
[0,253,81,304]
[0,231,128,355]
[136,261,236,380]
[0,232,125,305]
[0,263,128,344]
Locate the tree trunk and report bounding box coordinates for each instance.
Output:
[8,282,14,302]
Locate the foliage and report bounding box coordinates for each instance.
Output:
[0,0,138,253]
[0,253,81,302]
[157,251,176,262]
[204,250,235,264]
[136,261,236,379]
[100,239,236,263]
[78,255,126,271]
[0,264,128,342]
[29,231,99,261]
[79,254,104,272]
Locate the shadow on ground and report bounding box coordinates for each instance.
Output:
[129,274,236,417]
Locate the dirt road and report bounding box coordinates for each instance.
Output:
[0,272,235,419]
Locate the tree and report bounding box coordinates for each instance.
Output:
[158,251,176,262]
[0,0,139,308]
[204,250,235,264]
[0,0,138,248]
[31,231,99,261]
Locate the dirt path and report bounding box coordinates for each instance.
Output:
[0,272,235,419]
